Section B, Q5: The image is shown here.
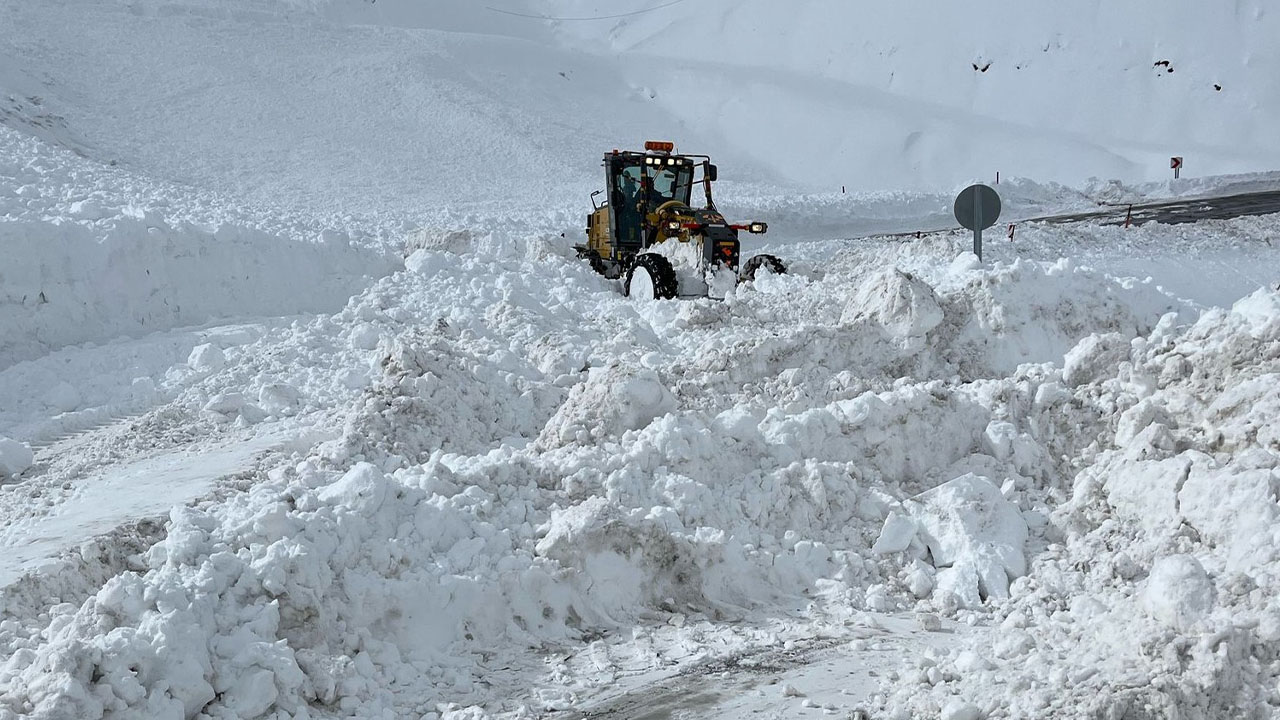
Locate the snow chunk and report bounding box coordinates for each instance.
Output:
[871,511,917,554]
[405,248,452,275]
[1143,554,1214,631]
[941,700,981,720]
[69,198,109,219]
[0,437,35,477]
[538,365,675,447]
[1061,332,1129,387]
[350,322,382,350]
[258,382,302,416]
[318,462,389,514]
[841,268,943,349]
[188,343,226,373]
[228,669,278,718]
[1103,456,1188,534]
[948,252,981,274]
[909,474,1028,606]
[982,421,1016,462]
[1114,398,1170,447]
[202,392,246,415]
[1230,287,1280,337]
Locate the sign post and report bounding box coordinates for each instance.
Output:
[953,184,1001,262]
[1171,156,1183,179]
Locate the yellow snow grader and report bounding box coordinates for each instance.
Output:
[576,141,785,299]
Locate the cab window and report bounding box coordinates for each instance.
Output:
[646,164,693,209]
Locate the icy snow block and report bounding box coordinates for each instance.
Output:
[1114,398,1167,447]
[228,669,279,718]
[840,268,943,345]
[405,248,450,275]
[202,392,246,415]
[1104,456,1188,534]
[948,252,981,274]
[982,420,1016,462]
[537,365,676,447]
[871,511,917,554]
[1231,288,1280,338]
[1061,332,1129,387]
[1178,462,1277,568]
[258,382,302,415]
[941,700,981,720]
[318,462,389,514]
[1143,554,1214,631]
[188,342,226,373]
[350,322,382,350]
[0,436,34,477]
[910,474,1028,605]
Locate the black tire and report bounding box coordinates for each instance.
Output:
[741,254,787,281]
[576,248,608,276]
[624,253,678,299]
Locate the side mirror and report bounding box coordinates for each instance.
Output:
[590,189,603,210]
[706,164,718,182]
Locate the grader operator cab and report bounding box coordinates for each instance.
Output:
[576,141,786,300]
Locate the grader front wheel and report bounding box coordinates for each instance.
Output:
[624,254,678,300]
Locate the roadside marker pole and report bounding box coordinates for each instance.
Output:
[973,198,983,262]
[1124,204,1133,228]
[1007,223,1015,241]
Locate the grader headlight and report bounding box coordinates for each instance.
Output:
[748,222,768,234]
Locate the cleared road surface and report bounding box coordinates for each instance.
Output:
[1035,189,1280,226]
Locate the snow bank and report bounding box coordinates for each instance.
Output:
[0,124,401,369]
[0,214,397,367]
[883,287,1280,719]
[1,220,1225,718]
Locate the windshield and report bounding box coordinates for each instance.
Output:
[645,164,694,209]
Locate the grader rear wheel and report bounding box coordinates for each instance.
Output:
[741,254,787,281]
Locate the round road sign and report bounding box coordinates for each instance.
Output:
[954,184,1001,231]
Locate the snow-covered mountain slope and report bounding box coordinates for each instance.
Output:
[7,0,1278,213]
[0,0,773,218]
[550,0,1280,190]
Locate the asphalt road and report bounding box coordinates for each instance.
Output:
[1031,188,1280,227]
[872,187,1280,242]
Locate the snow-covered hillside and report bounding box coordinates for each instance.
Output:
[2,1,1280,720]
[551,0,1280,190]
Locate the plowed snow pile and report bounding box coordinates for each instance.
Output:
[4,208,1278,719]
[881,289,1280,719]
